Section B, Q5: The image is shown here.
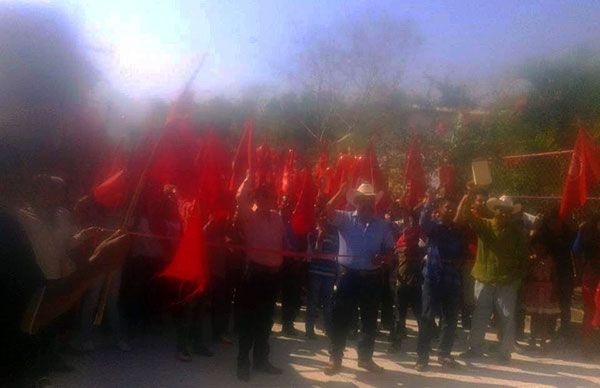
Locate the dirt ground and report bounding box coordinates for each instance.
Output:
[51,315,600,388]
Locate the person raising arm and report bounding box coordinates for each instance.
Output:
[1,208,130,385]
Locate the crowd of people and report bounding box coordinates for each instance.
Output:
[2,170,600,386]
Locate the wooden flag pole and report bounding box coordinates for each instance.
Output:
[93,57,207,326]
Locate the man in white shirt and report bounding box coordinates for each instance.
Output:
[17,175,75,280]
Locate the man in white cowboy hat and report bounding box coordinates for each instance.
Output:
[456,192,528,363]
[323,182,395,375]
[498,195,538,231]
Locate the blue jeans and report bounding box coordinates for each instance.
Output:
[305,272,335,334]
[417,280,460,362]
[468,281,518,358]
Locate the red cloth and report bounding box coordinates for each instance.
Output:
[255,143,274,189]
[582,273,600,337]
[92,141,130,209]
[593,281,600,329]
[148,117,201,200]
[560,128,600,219]
[315,143,330,194]
[333,153,356,191]
[93,169,128,209]
[281,149,298,199]
[355,141,385,189]
[396,224,422,249]
[291,169,317,235]
[196,131,232,222]
[402,138,427,209]
[160,201,209,295]
[229,118,255,191]
[438,164,457,198]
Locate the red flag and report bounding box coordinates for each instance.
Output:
[229,118,255,191]
[593,283,600,329]
[291,169,318,235]
[396,224,422,249]
[160,201,209,294]
[92,141,129,209]
[403,138,427,209]
[323,167,336,197]
[281,149,297,197]
[93,169,128,209]
[271,150,285,200]
[148,117,201,200]
[334,153,356,189]
[255,143,274,189]
[197,131,232,221]
[315,143,330,192]
[356,140,386,191]
[438,164,457,199]
[559,128,600,219]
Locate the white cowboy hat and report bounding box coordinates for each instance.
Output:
[347,183,384,207]
[486,195,522,214]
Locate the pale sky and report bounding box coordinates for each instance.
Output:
[58,0,600,99]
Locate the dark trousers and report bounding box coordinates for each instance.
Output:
[391,285,422,347]
[380,265,395,330]
[306,272,336,334]
[237,265,279,367]
[229,267,244,335]
[122,255,169,332]
[417,281,459,362]
[281,257,305,327]
[175,293,211,352]
[557,277,574,336]
[516,286,526,339]
[330,268,383,362]
[211,275,234,340]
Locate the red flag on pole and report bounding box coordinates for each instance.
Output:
[197,131,232,221]
[291,169,318,235]
[148,118,201,200]
[335,153,356,188]
[160,201,209,295]
[92,140,130,209]
[315,143,329,191]
[281,149,297,197]
[93,169,128,209]
[403,138,427,209]
[559,128,600,219]
[255,143,274,189]
[356,140,386,191]
[230,118,255,191]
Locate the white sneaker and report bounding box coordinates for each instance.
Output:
[117,340,132,352]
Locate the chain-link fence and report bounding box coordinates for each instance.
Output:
[488,149,600,215]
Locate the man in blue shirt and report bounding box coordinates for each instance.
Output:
[416,198,466,371]
[324,182,395,375]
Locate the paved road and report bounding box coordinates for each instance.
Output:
[52,319,600,388]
